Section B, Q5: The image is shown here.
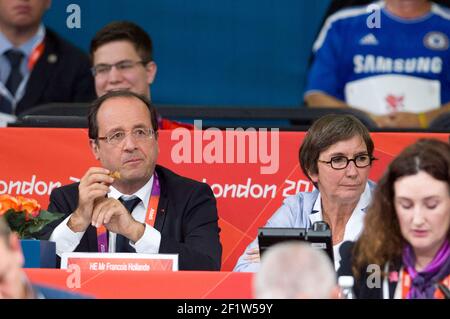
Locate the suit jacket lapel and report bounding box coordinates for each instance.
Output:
[154,193,167,232]
[17,31,57,114]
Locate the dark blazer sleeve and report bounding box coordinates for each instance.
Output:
[37,183,97,254]
[36,183,79,240]
[337,240,355,277]
[158,180,222,271]
[337,241,366,298]
[338,240,386,299]
[159,183,222,270]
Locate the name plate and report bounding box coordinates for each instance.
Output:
[60,253,178,271]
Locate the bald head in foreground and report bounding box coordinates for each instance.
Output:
[254,242,338,299]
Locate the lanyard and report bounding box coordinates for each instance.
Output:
[27,41,45,71]
[401,268,450,299]
[0,41,45,104]
[96,172,161,252]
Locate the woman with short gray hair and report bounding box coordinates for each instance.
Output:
[234,114,377,272]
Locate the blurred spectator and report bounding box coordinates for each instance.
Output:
[338,138,450,299]
[0,0,95,116]
[304,0,450,128]
[90,21,193,130]
[0,217,85,298]
[254,242,339,299]
[321,0,448,19]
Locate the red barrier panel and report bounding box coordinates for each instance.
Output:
[1,128,448,270]
[25,269,253,299]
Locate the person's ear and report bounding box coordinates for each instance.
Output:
[146,62,157,85]
[308,170,318,184]
[90,139,100,160]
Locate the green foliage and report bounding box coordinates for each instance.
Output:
[4,209,64,239]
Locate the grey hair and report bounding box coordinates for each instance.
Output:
[254,242,336,299]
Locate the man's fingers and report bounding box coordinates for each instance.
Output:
[102,210,117,225]
[92,208,107,228]
[85,183,110,196]
[80,167,114,187]
[85,173,114,186]
[79,184,110,203]
[85,167,110,176]
[92,198,124,227]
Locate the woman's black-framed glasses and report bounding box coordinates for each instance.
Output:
[318,154,376,170]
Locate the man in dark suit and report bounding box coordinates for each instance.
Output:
[40,90,222,270]
[0,0,95,116]
[0,217,85,299]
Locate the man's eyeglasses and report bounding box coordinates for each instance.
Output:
[318,154,376,170]
[91,60,147,77]
[97,128,157,145]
